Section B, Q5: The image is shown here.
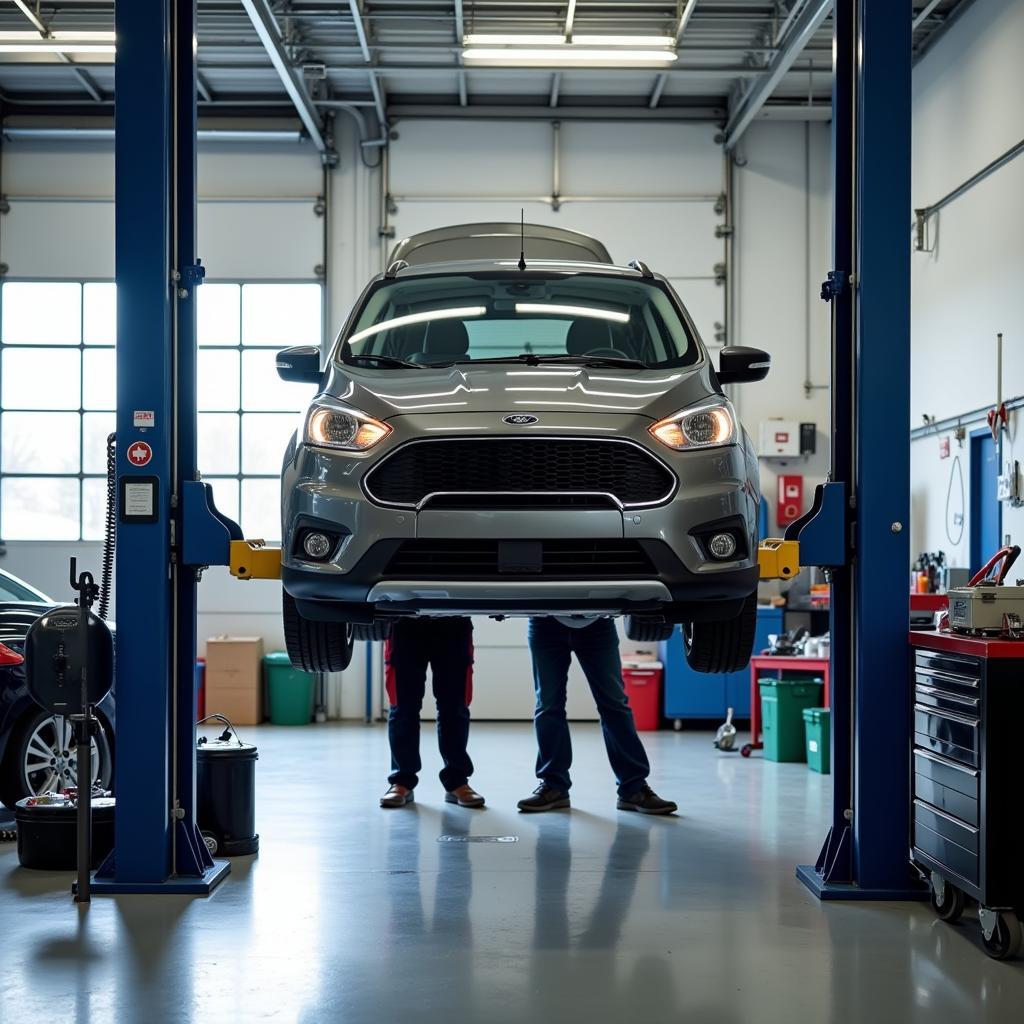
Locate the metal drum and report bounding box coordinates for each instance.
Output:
[196,736,259,856]
[15,794,115,871]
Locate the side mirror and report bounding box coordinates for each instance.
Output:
[276,346,322,384]
[717,346,770,385]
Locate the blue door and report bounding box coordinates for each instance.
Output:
[969,431,1001,576]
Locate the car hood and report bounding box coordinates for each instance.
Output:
[323,361,718,421]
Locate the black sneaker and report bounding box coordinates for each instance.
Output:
[617,785,677,815]
[517,783,571,812]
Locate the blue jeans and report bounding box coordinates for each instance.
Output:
[386,617,474,792]
[528,617,650,798]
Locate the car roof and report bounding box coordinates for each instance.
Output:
[384,258,652,281]
[388,222,613,266]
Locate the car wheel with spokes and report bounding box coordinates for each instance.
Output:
[0,709,113,809]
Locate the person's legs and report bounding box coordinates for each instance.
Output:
[386,619,429,791]
[527,618,574,794]
[571,619,651,797]
[428,616,475,793]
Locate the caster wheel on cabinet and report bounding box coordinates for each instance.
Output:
[979,908,1023,961]
[930,875,965,923]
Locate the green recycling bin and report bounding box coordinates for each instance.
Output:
[802,707,831,774]
[264,652,316,726]
[759,678,823,762]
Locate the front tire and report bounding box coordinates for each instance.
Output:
[283,590,354,672]
[682,592,758,673]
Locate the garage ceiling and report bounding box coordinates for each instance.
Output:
[0,2,973,145]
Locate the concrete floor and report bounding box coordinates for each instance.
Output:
[1,722,1021,1022]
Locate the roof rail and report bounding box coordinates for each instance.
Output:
[384,259,409,279]
[628,259,653,279]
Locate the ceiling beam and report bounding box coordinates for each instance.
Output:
[454,0,465,45]
[239,0,330,155]
[648,72,667,108]
[12,0,46,34]
[723,0,832,150]
[197,72,214,104]
[347,0,372,63]
[913,0,944,31]
[565,0,578,42]
[674,0,699,45]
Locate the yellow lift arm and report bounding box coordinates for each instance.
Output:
[757,538,800,581]
[229,539,282,580]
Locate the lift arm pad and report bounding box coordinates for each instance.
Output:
[229,540,282,580]
[758,539,800,580]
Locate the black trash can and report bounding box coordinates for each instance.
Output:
[15,795,115,871]
[196,735,259,856]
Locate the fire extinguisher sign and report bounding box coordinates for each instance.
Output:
[777,475,804,527]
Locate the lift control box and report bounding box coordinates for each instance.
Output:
[758,420,816,458]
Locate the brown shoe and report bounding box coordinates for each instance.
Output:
[444,784,485,808]
[380,784,414,808]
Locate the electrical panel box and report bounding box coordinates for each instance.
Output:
[997,460,1021,506]
[759,421,816,458]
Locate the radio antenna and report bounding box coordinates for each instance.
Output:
[517,208,527,271]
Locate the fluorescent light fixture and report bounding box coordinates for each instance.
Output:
[0,42,115,53]
[572,35,677,47]
[464,33,566,46]
[0,32,116,54]
[348,306,486,345]
[515,302,630,324]
[463,33,676,48]
[463,47,677,66]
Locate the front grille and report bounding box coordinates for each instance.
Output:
[364,438,675,508]
[384,539,657,578]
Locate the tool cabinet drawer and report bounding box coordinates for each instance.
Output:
[914,769,979,826]
[913,803,980,885]
[914,706,980,767]
[914,650,981,683]
[914,800,979,855]
[913,682,980,716]
[913,665,980,701]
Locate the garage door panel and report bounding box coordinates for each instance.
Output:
[3,201,115,278]
[199,202,321,280]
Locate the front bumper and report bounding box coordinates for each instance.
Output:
[280,421,759,619]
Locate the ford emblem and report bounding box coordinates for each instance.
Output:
[503,414,538,425]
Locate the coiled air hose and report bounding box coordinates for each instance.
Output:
[98,432,117,620]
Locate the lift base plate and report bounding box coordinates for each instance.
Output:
[796,864,926,901]
[77,859,230,896]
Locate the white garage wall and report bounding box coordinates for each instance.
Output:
[0,115,831,718]
[909,0,1024,568]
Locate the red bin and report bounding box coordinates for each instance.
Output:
[622,660,663,731]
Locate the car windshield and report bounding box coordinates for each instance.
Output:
[336,272,701,370]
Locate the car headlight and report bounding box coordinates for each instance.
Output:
[304,401,391,451]
[648,399,736,451]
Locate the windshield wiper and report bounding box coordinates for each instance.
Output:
[342,353,423,369]
[450,353,649,368]
[534,354,648,369]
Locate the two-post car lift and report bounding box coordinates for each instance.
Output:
[92,0,919,899]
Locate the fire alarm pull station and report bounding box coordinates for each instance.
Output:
[120,476,159,524]
[777,475,804,527]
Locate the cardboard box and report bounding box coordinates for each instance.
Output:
[205,636,264,725]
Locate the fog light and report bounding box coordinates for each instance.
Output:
[302,531,333,560]
[708,532,737,560]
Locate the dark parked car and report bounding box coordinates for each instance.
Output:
[0,568,115,809]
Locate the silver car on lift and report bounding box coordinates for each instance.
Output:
[276,223,770,674]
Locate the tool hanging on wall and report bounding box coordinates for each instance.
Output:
[987,333,1008,441]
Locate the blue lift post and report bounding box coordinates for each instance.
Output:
[796,0,922,900]
[91,0,229,895]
